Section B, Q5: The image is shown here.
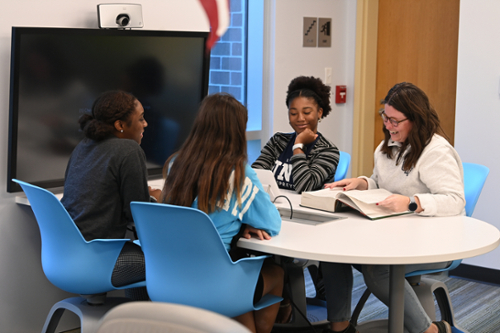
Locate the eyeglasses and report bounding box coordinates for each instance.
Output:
[379,110,408,128]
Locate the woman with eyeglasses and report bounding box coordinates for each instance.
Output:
[319,82,465,333]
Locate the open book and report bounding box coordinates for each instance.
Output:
[300,188,413,220]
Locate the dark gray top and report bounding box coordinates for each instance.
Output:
[61,137,150,241]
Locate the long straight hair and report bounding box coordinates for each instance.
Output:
[380,82,448,171]
[161,93,248,213]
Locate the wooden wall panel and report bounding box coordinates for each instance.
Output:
[374,0,460,149]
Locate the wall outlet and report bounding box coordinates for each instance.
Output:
[325,67,332,85]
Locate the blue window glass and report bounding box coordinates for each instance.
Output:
[208,0,264,158]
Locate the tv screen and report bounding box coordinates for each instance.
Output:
[7,27,210,192]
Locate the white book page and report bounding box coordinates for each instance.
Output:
[302,187,343,198]
[337,189,411,219]
[341,188,393,204]
[342,196,394,217]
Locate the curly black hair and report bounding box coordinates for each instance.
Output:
[285,76,331,118]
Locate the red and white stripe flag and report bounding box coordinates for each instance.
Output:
[198,0,230,51]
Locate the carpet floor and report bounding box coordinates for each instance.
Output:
[281,267,500,333]
[59,268,500,333]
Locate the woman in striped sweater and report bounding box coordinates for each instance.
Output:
[252,76,339,193]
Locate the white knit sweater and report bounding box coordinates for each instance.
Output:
[362,134,465,217]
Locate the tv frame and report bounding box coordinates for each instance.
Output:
[7,27,210,193]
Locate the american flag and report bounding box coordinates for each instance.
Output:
[198,0,230,50]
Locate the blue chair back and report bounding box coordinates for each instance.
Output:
[462,162,489,217]
[404,163,489,281]
[130,202,282,318]
[334,151,351,182]
[405,259,462,278]
[13,179,145,295]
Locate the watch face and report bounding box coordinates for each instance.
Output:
[409,202,418,212]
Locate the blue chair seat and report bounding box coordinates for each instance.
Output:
[130,202,282,318]
[14,179,146,333]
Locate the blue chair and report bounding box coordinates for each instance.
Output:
[334,151,351,182]
[462,162,489,217]
[13,179,146,333]
[351,162,489,331]
[130,202,283,318]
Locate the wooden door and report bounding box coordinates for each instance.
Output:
[374,0,460,150]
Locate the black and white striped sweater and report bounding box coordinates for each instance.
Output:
[251,132,339,193]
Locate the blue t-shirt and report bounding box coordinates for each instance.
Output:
[192,164,281,251]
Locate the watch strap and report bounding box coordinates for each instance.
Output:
[408,196,418,212]
[292,143,304,151]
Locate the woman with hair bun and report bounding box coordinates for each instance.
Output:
[61,90,159,295]
[252,76,339,193]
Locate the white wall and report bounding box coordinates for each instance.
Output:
[455,0,500,270]
[264,0,357,158]
[0,1,357,331]
[0,1,208,332]
[10,1,495,331]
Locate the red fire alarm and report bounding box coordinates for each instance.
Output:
[335,85,347,104]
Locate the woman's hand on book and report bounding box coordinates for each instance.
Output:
[376,194,410,212]
[324,178,368,191]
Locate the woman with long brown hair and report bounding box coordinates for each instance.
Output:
[320,82,465,333]
[161,92,283,333]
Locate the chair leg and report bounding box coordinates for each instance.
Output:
[420,277,456,326]
[410,278,438,322]
[42,307,66,333]
[352,277,462,332]
[42,297,132,333]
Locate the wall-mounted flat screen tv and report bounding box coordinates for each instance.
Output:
[7,27,210,192]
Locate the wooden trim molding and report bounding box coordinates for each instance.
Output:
[352,0,378,177]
